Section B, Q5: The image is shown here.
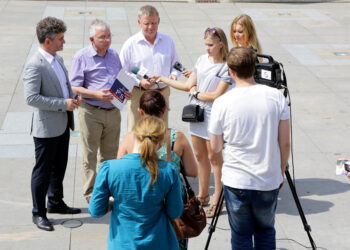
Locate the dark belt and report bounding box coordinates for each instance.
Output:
[85,102,115,111]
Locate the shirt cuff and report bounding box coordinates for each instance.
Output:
[170,70,180,78]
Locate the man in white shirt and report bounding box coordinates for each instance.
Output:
[209,47,290,249]
[120,5,180,131]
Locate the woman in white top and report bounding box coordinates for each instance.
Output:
[152,27,232,217]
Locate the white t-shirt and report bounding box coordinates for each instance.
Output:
[189,54,233,140]
[209,84,290,191]
[191,54,233,110]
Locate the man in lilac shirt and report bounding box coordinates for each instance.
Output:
[70,19,130,203]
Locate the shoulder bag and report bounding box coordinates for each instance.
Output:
[181,63,225,123]
[167,132,207,240]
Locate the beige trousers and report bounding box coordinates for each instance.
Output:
[79,102,121,197]
[127,86,170,132]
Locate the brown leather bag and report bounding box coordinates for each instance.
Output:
[166,131,207,240]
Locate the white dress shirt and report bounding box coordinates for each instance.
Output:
[120,31,180,89]
[39,47,69,98]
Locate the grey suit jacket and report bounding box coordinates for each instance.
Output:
[23,51,74,138]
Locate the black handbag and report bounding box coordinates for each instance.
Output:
[181,104,204,122]
[181,64,225,123]
[166,133,207,240]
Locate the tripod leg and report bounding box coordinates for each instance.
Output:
[285,168,317,250]
[204,187,225,250]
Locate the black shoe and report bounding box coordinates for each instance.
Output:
[32,215,54,231]
[47,204,81,214]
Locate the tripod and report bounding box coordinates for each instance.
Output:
[204,164,317,250]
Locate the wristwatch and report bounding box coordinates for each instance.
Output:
[193,91,200,99]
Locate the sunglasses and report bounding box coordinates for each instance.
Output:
[205,28,220,40]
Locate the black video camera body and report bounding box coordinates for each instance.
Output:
[254,53,286,90]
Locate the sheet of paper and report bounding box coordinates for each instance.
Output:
[109,69,135,110]
[335,158,350,175]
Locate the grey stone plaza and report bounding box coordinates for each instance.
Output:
[0,0,349,249]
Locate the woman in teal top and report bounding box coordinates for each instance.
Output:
[89,116,183,250]
[117,91,198,250]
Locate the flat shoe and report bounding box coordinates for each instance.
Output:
[197,194,210,206]
[32,215,54,231]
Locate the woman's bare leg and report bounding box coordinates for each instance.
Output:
[191,135,210,204]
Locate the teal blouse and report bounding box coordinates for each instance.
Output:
[89,153,183,250]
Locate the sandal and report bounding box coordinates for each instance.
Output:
[206,203,223,218]
[197,194,210,206]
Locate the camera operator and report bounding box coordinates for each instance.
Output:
[209,47,290,249]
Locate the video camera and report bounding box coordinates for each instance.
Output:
[254,53,287,90]
[174,53,287,93]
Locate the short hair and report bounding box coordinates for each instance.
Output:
[36,17,66,44]
[134,116,166,188]
[139,91,167,118]
[138,5,159,19]
[89,19,110,38]
[230,14,262,54]
[204,27,229,61]
[227,47,257,79]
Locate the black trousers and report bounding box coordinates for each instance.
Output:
[31,125,70,217]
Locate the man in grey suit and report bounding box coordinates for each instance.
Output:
[23,17,81,231]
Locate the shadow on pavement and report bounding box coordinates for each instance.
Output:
[277,178,349,215]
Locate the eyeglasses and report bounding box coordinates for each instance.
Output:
[205,28,220,40]
[96,34,112,41]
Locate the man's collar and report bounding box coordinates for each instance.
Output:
[38,47,55,64]
[88,44,110,57]
[136,31,162,45]
[87,44,99,57]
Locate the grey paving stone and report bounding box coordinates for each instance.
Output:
[0,1,350,250]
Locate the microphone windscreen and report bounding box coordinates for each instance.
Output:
[173,61,184,72]
[131,66,140,75]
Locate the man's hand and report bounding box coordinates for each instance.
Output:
[139,79,154,89]
[279,179,284,189]
[125,91,132,100]
[96,89,113,103]
[66,98,79,111]
[74,94,82,107]
[169,74,177,80]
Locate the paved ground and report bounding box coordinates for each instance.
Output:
[0,0,350,249]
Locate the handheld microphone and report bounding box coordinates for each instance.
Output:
[173,61,186,72]
[131,66,150,81]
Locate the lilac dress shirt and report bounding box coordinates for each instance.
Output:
[70,45,122,109]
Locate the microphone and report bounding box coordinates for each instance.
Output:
[131,66,150,81]
[173,61,186,72]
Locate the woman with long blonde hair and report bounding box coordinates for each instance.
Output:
[89,116,183,250]
[152,27,233,218]
[230,14,262,53]
[117,90,198,250]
